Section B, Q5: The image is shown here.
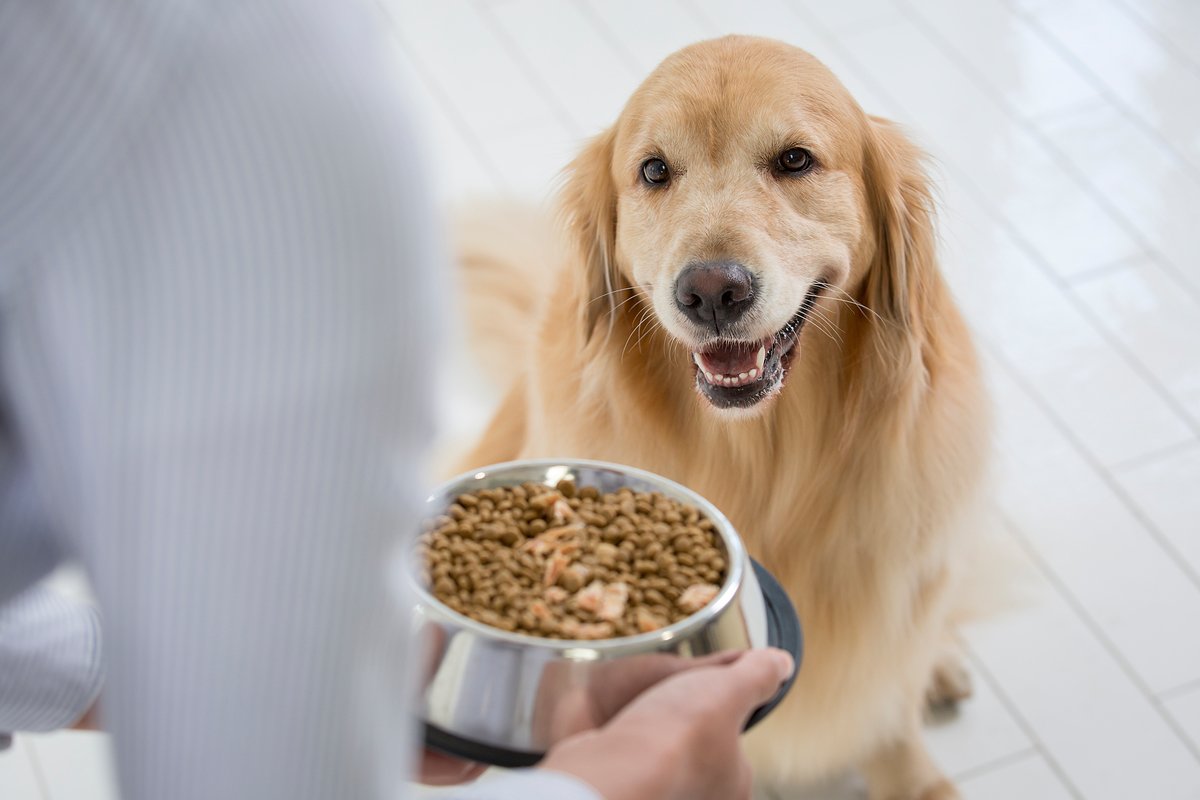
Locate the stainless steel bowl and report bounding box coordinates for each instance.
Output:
[413,458,801,766]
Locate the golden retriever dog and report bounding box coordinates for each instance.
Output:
[455,35,989,800]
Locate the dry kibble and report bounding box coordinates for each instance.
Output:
[418,481,728,639]
[595,542,619,567]
[559,563,589,593]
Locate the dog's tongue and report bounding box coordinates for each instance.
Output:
[696,341,764,376]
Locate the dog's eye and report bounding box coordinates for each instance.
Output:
[777,147,814,174]
[641,158,670,185]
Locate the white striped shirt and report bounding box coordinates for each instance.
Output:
[0,2,597,798]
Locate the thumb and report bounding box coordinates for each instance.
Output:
[710,648,794,721]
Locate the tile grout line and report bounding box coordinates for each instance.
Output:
[987,358,1200,767]
[1160,677,1200,703]
[373,0,512,193]
[950,745,1038,784]
[958,646,1087,799]
[1023,95,1104,125]
[1007,207,1200,437]
[1066,276,1200,431]
[1000,0,1200,189]
[1104,0,1200,78]
[676,0,718,37]
[1019,114,1200,303]
[470,0,587,140]
[1151,694,1200,753]
[570,0,645,78]
[23,739,52,800]
[989,328,1200,632]
[1109,437,1200,475]
[1063,253,1153,286]
[893,0,1200,441]
[896,0,1200,304]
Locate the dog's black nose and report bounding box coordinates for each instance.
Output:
[674,261,756,328]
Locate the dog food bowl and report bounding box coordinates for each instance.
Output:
[412,458,802,767]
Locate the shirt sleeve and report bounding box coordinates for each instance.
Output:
[0,583,103,733]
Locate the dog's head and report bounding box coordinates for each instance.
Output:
[561,36,935,415]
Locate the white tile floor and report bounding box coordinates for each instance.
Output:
[3,1,1199,798]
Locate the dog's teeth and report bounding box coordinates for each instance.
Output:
[725,376,735,386]
[738,372,748,380]
[704,371,714,382]
[692,353,703,369]
[749,368,758,379]
[755,346,766,370]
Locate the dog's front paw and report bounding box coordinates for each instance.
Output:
[917,778,961,800]
[874,778,962,800]
[926,652,973,709]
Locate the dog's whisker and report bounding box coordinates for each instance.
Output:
[631,307,659,351]
[633,307,662,347]
[631,323,657,354]
[822,285,892,327]
[633,306,666,351]
[604,295,645,331]
[799,298,844,345]
[619,320,641,360]
[809,306,844,346]
[621,306,658,359]
[599,285,654,332]
[588,283,652,307]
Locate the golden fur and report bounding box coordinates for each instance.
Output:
[456,36,990,800]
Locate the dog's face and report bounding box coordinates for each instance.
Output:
[564,37,926,416]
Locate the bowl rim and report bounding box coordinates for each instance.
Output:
[413,457,748,650]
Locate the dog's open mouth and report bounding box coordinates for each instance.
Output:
[690,281,826,410]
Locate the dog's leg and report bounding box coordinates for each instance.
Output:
[925,638,973,710]
[862,725,959,800]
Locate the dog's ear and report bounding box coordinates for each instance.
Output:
[559,127,621,340]
[862,116,937,331]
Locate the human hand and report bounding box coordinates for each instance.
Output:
[533,649,748,743]
[540,647,793,800]
[418,748,488,785]
[71,701,101,731]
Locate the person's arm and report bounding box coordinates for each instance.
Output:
[2,3,437,798]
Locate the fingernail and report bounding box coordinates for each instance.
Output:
[770,649,794,680]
